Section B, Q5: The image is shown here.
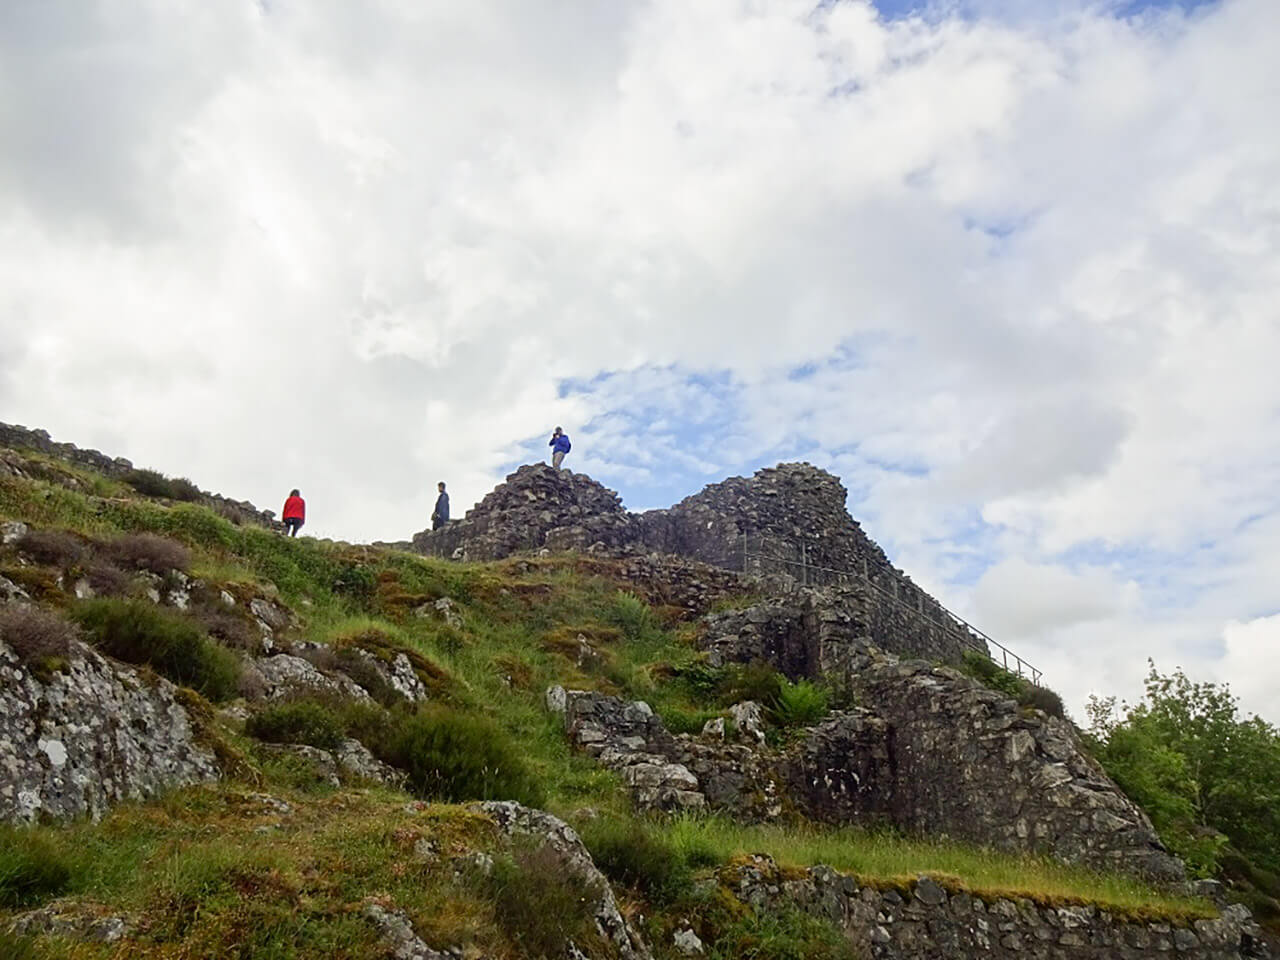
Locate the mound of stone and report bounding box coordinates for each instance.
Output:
[412,464,638,561]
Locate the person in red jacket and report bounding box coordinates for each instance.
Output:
[282,489,305,537]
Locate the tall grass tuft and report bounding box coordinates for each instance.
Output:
[0,828,75,907]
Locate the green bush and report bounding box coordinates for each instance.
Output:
[246,700,345,752]
[580,818,695,905]
[719,660,784,708]
[1019,683,1066,720]
[0,932,37,960]
[383,705,543,806]
[487,844,604,959]
[960,650,1025,698]
[607,591,661,643]
[71,599,241,701]
[0,828,74,907]
[771,678,830,726]
[660,704,723,736]
[123,468,202,502]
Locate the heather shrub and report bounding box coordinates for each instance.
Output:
[14,528,86,567]
[109,532,191,574]
[383,705,543,806]
[580,818,697,905]
[0,605,77,666]
[487,844,604,958]
[123,468,202,502]
[1019,683,1066,720]
[960,650,1025,698]
[71,599,240,701]
[84,561,131,597]
[246,700,345,752]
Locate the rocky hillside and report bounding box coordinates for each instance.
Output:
[0,426,1272,959]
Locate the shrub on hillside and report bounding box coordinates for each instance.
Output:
[14,529,86,568]
[1019,684,1066,720]
[580,818,696,905]
[383,705,543,806]
[123,468,202,502]
[109,533,191,574]
[607,590,661,643]
[486,844,604,959]
[246,700,345,752]
[0,605,78,665]
[84,561,131,597]
[771,678,830,727]
[0,828,74,907]
[71,599,240,701]
[960,650,1025,698]
[719,660,784,708]
[194,604,260,652]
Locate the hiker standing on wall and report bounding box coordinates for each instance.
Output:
[282,489,305,537]
[549,427,571,470]
[431,481,450,531]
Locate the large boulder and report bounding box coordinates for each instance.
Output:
[0,638,219,823]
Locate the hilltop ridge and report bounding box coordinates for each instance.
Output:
[0,422,1273,959]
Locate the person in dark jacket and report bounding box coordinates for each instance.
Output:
[431,481,449,531]
[282,489,305,537]
[549,427,571,470]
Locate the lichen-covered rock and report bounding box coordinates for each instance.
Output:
[721,855,1271,960]
[7,903,133,943]
[0,638,218,823]
[362,904,453,960]
[473,801,653,960]
[1,574,30,602]
[1,519,29,545]
[252,653,372,703]
[334,738,405,787]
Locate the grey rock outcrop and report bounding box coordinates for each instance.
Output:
[251,653,372,703]
[0,638,219,823]
[851,657,1184,881]
[473,801,653,960]
[722,854,1269,960]
[551,673,1183,881]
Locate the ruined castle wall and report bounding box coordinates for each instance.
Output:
[724,857,1269,960]
[638,464,985,663]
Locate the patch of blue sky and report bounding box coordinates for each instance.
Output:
[867,0,1220,22]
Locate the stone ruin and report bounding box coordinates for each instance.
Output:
[412,460,984,666]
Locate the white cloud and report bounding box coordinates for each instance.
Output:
[2,0,1278,720]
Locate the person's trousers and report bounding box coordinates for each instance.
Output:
[284,518,303,537]
[552,451,565,470]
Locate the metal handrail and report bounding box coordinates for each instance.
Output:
[739,536,1043,687]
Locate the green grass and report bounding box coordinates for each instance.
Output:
[661,815,1216,921]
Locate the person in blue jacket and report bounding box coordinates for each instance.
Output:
[549,426,571,470]
[431,481,449,530]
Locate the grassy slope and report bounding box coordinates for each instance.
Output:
[0,456,1214,958]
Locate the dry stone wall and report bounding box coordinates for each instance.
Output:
[723,855,1269,960]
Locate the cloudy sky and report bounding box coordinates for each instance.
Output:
[2,0,1277,723]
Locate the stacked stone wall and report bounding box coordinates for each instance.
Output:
[723,856,1269,960]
